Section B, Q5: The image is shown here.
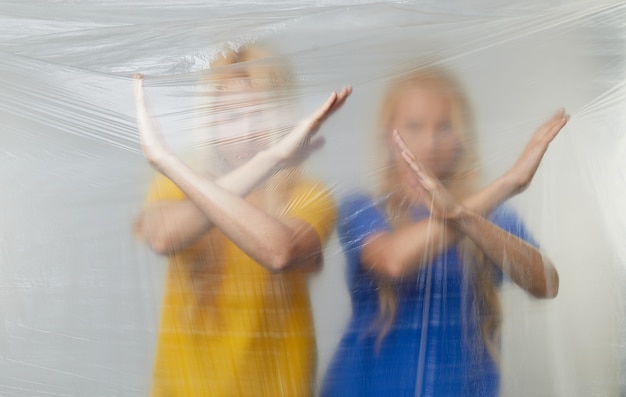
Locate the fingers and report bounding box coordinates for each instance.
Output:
[310,85,352,124]
[548,108,569,131]
[328,86,352,111]
[322,86,351,119]
[132,73,144,90]
[333,86,352,111]
[393,130,437,192]
[310,91,338,122]
[400,150,420,174]
[392,129,416,162]
[404,169,429,200]
[400,151,436,191]
[539,108,569,143]
[133,73,145,103]
[396,137,427,182]
[553,108,565,119]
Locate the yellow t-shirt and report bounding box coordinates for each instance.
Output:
[145,174,336,397]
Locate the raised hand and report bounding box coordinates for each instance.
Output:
[133,73,171,169]
[393,130,464,220]
[505,109,569,194]
[268,86,351,167]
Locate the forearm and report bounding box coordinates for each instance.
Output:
[453,208,558,298]
[138,149,284,254]
[157,153,306,271]
[372,176,519,277]
[383,111,566,288]
[134,77,348,260]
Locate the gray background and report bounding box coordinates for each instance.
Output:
[1,1,625,395]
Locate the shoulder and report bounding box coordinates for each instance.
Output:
[145,173,186,204]
[488,204,523,229]
[337,191,390,245]
[288,178,336,214]
[286,177,337,241]
[290,177,333,200]
[338,192,381,219]
[488,204,537,245]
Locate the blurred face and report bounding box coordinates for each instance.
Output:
[212,79,275,170]
[391,84,461,190]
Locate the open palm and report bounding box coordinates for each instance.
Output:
[270,86,351,167]
[133,73,170,168]
[393,130,463,220]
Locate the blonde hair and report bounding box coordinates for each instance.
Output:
[373,67,502,363]
[186,44,301,312]
[192,44,295,178]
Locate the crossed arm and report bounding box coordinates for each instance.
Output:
[362,111,568,298]
[133,74,351,272]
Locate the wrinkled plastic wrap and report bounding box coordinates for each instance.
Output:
[1,1,625,396]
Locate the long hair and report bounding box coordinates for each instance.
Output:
[373,67,502,363]
[183,44,301,314]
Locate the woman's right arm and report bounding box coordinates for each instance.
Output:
[136,148,287,255]
[360,176,516,278]
[134,74,350,257]
[362,110,568,279]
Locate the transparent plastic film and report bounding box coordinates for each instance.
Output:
[0,1,625,396]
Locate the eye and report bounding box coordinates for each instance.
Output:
[403,121,423,134]
[437,121,453,135]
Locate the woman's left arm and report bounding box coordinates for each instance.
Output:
[451,209,558,298]
[394,131,558,298]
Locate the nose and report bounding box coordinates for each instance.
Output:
[422,128,438,153]
[219,113,257,143]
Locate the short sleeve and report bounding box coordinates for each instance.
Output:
[285,180,337,245]
[337,193,391,267]
[145,173,186,204]
[487,205,539,284]
[488,205,538,247]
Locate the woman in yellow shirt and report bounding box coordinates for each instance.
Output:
[133,45,351,396]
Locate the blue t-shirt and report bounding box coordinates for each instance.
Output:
[321,193,536,397]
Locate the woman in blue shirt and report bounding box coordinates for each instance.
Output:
[321,68,567,397]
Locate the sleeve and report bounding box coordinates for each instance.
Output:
[145,173,186,204]
[284,180,338,245]
[488,205,538,247]
[336,193,391,271]
[133,174,186,242]
[487,205,539,284]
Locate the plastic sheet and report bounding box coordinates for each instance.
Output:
[1,1,625,396]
